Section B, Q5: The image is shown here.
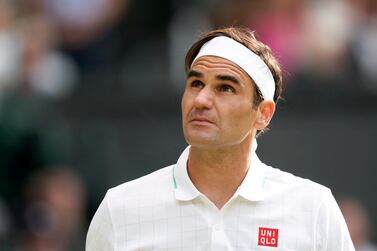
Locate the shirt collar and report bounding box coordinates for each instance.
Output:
[173,142,266,202]
[173,146,202,201]
[236,151,266,202]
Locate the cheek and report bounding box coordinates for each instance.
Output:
[225,103,255,131]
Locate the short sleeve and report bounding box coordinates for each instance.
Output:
[86,193,115,251]
[315,189,355,251]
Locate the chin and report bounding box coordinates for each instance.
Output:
[184,134,217,147]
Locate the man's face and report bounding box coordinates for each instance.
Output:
[181,55,258,149]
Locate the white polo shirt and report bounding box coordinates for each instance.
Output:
[86,146,355,251]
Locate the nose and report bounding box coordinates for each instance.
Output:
[193,87,214,110]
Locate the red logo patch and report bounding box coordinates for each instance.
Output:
[258,227,279,247]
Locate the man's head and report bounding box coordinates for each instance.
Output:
[181,27,283,149]
[185,27,283,107]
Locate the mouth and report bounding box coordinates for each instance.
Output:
[189,117,215,125]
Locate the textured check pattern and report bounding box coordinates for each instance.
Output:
[86,146,355,251]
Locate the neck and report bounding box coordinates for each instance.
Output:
[187,136,255,209]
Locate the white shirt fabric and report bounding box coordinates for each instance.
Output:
[86,146,355,251]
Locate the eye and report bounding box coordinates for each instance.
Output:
[218,84,236,93]
[190,80,204,89]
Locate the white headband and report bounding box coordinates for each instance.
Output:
[192,36,275,101]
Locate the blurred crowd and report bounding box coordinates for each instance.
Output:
[0,0,376,250]
[340,197,377,251]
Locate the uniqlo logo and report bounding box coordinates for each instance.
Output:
[258,227,279,247]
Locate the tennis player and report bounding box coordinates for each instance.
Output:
[86,27,355,250]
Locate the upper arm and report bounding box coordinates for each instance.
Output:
[315,189,355,251]
[86,193,115,251]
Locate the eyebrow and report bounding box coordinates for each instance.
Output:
[187,70,203,79]
[216,74,240,85]
[187,70,240,85]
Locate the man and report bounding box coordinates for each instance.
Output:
[86,27,355,250]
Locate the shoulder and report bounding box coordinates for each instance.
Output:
[264,163,330,192]
[112,165,173,189]
[106,164,175,207]
[260,163,354,250]
[262,163,331,203]
[86,165,176,250]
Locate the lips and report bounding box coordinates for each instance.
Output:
[189,116,215,125]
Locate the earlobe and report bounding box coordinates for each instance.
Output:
[255,101,276,130]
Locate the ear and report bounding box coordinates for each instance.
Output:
[255,100,276,130]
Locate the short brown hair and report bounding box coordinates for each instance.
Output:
[185,27,283,108]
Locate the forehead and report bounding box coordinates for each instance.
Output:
[190,56,253,84]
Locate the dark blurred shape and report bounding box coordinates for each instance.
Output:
[18,166,86,251]
[0,196,13,249]
[0,91,73,204]
[339,197,377,251]
[168,1,212,92]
